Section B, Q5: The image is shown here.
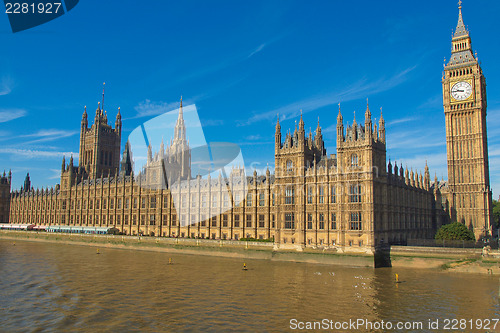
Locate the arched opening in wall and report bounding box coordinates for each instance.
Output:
[286,160,293,172]
[351,154,358,167]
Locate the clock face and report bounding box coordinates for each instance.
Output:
[451,81,473,101]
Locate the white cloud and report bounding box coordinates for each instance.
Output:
[238,141,273,146]
[0,148,77,159]
[48,169,62,179]
[0,76,13,96]
[389,152,448,180]
[18,129,79,144]
[386,116,418,127]
[241,65,417,126]
[489,145,500,157]
[201,119,224,127]
[0,109,26,123]
[21,129,75,138]
[417,94,442,110]
[248,43,266,58]
[386,126,445,150]
[245,134,262,141]
[131,99,181,119]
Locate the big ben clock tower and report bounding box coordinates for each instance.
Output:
[442,1,493,239]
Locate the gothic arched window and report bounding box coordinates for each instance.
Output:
[351,154,358,167]
[285,186,295,205]
[286,160,293,172]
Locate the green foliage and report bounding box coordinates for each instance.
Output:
[492,199,500,227]
[435,222,475,241]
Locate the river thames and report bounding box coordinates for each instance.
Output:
[0,239,499,332]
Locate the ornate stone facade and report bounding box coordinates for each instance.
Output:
[441,2,493,239]
[7,97,444,253]
[6,4,491,251]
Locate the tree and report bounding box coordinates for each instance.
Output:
[492,199,500,228]
[435,222,475,241]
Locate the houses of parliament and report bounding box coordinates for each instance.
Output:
[1,4,494,251]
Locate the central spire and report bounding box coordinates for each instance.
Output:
[365,98,371,120]
[299,109,304,132]
[337,102,343,123]
[454,0,468,38]
[102,82,105,112]
[173,96,187,144]
[447,1,475,67]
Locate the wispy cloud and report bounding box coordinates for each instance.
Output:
[489,156,500,200]
[0,148,77,159]
[130,99,181,119]
[240,65,417,126]
[201,119,224,127]
[168,38,280,88]
[387,127,445,150]
[18,129,78,144]
[245,134,262,141]
[247,43,266,58]
[386,116,419,127]
[0,108,26,123]
[238,141,273,146]
[488,144,500,157]
[487,108,500,139]
[417,94,442,110]
[0,77,13,96]
[391,152,448,179]
[20,129,74,138]
[48,169,62,179]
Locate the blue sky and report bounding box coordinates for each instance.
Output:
[0,0,499,199]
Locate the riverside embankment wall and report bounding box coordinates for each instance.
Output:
[2,231,499,273]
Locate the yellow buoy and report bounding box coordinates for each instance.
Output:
[96,248,100,255]
[395,273,399,283]
[243,263,247,271]
[169,258,172,265]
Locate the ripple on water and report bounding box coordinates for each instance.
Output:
[1,240,499,332]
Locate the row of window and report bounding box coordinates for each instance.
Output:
[12,184,363,211]
[14,211,363,230]
[449,66,472,77]
[285,154,361,172]
[287,212,362,230]
[287,185,361,204]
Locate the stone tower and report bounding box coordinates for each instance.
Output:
[336,102,386,177]
[0,170,11,223]
[275,112,324,179]
[274,111,325,246]
[78,91,122,179]
[442,2,492,239]
[336,103,387,248]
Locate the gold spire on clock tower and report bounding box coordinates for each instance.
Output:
[442,1,493,239]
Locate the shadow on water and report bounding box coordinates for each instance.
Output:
[374,245,392,268]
